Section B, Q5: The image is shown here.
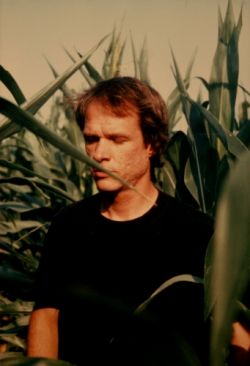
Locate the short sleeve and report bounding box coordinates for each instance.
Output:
[32,209,70,310]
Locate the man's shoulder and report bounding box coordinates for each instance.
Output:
[158,190,214,228]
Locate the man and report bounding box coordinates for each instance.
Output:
[27,77,214,365]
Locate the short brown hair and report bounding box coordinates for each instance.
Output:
[75,76,169,168]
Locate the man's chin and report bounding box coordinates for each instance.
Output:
[95,179,122,192]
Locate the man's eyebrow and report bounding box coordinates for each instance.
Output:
[84,131,128,138]
[83,133,100,143]
[83,131,99,137]
[106,132,129,138]
[106,132,122,137]
[83,132,95,136]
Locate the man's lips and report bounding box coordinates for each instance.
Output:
[91,168,111,178]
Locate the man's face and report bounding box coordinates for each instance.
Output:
[83,101,153,192]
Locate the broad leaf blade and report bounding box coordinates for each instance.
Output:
[186,97,248,158]
[210,151,250,366]
[0,66,26,105]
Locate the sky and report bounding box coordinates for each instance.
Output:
[0,0,250,120]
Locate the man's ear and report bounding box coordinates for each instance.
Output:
[147,144,156,158]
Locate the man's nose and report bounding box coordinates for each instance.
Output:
[92,139,110,162]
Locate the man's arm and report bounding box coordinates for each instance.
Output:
[27,308,59,359]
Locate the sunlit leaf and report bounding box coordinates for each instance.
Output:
[44,56,74,98]
[0,202,39,213]
[208,0,242,134]
[64,47,96,86]
[130,32,139,78]
[0,176,75,203]
[0,34,109,140]
[0,221,41,235]
[210,151,250,366]
[139,37,150,83]
[102,22,126,78]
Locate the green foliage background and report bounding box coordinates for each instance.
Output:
[0,1,250,365]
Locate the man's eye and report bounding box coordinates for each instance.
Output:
[112,137,127,144]
[84,136,98,144]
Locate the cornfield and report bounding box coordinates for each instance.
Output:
[0,0,250,365]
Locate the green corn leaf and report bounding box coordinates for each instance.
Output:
[209,150,250,366]
[155,161,176,197]
[0,240,40,270]
[187,104,219,213]
[107,21,126,78]
[168,48,196,105]
[165,131,199,209]
[65,47,96,86]
[237,118,250,148]
[170,46,191,119]
[139,36,150,84]
[0,176,76,203]
[0,335,26,350]
[0,220,41,235]
[0,66,26,105]
[0,300,34,314]
[23,33,108,114]
[186,96,248,158]
[130,32,139,78]
[187,129,206,212]
[0,202,40,213]
[208,0,242,133]
[110,36,126,78]
[83,60,103,83]
[135,274,203,314]
[0,121,22,141]
[0,177,51,202]
[102,23,126,79]
[102,25,117,78]
[0,154,84,200]
[0,34,109,141]
[167,48,196,131]
[116,39,127,75]
[227,7,242,111]
[196,77,209,92]
[0,267,34,288]
[238,84,250,97]
[0,97,113,172]
[204,234,215,321]
[0,159,51,180]
[186,103,209,213]
[44,56,75,98]
[184,158,199,204]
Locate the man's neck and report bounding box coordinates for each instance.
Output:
[100,184,159,221]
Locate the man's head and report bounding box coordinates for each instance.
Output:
[75,76,169,169]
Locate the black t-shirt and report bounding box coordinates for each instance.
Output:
[33,191,214,365]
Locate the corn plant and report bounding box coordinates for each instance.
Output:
[0,25,157,362]
[166,1,250,365]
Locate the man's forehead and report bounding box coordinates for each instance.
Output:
[83,101,141,136]
[85,98,138,118]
